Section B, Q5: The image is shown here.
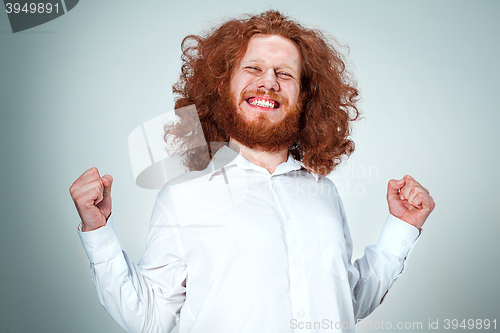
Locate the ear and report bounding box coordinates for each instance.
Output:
[218,82,224,96]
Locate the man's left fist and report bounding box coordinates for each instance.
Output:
[387,175,435,229]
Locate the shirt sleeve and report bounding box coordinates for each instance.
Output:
[342,208,421,320]
[77,201,187,333]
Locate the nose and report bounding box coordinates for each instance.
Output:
[257,69,279,91]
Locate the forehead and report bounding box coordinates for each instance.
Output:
[240,34,302,75]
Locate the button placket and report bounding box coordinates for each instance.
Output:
[270,176,275,190]
[271,174,308,321]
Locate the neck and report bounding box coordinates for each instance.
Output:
[229,138,289,174]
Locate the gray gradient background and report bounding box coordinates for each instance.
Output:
[1,1,499,332]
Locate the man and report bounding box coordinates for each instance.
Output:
[70,11,435,333]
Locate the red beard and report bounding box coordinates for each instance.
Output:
[214,88,302,153]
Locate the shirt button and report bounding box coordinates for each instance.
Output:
[123,276,128,283]
[401,240,407,246]
[298,310,305,317]
[294,259,301,267]
[286,214,291,220]
[271,176,276,180]
[108,238,114,245]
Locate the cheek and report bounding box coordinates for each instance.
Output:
[282,79,300,99]
[288,87,301,105]
[230,73,251,94]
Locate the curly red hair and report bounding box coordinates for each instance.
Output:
[168,10,360,175]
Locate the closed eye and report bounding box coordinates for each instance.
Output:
[245,66,261,72]
[277,72,294,79]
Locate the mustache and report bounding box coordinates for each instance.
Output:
[239,89,288,107]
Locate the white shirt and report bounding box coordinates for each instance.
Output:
[78,146,421,333]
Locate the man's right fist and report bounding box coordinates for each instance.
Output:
[70,167,113,232]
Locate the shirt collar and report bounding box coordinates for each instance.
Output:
[206,145,319,182]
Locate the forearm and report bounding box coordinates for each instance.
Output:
[90,252,151,332]
[78,215,183,333]
[350,214,421,320]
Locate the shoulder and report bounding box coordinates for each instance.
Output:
[296,168,341,195]
[154,166,234,227]
[156,168,212,207]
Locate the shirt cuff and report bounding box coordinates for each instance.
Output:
[77,214,122,264]
[376,214,422,258]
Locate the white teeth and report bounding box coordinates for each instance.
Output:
[249,99,275,108]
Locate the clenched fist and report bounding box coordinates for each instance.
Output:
[387,175,435,230]
[70,167,113,232]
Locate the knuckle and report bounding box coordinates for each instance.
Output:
[70,179,80,191]
[91,179,103,188]
[89,173,100,182]
[75,197,84,207]
[91,185,102,195]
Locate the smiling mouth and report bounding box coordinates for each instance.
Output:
[246,96,280,109]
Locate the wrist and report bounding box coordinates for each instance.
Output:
[81,223,106,232]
